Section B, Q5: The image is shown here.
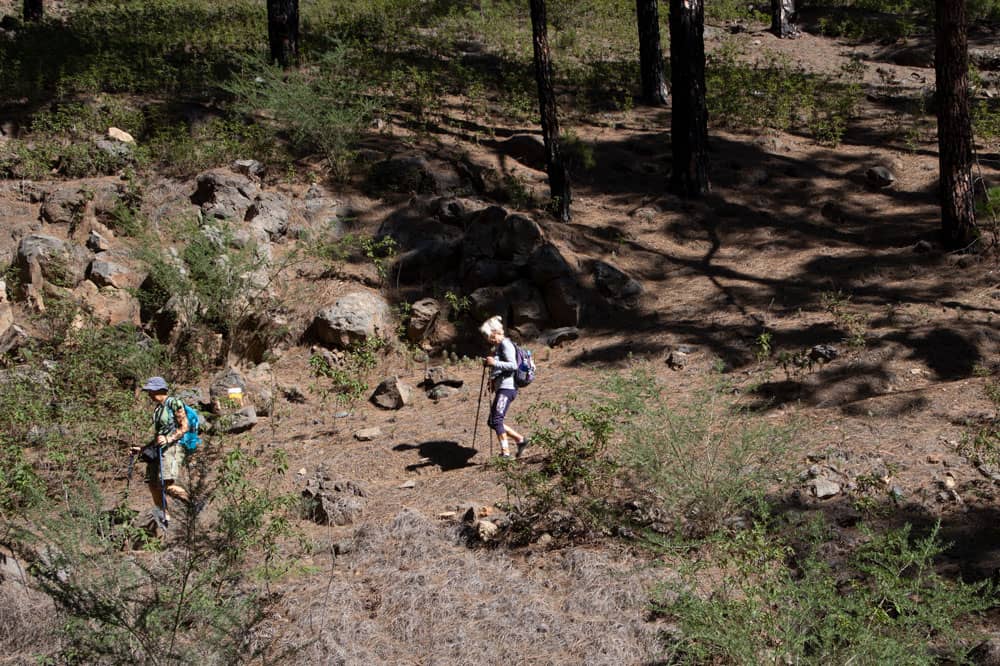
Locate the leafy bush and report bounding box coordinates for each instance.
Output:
[6,447,300,664]
[707,42,865,146]
[226,50,379,178]
[619,368,796,538]
[657,519,994,664]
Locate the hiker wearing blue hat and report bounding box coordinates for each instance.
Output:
[134,376,202,527]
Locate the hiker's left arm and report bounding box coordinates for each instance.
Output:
[491,341,517,372]
[157,404,189,446]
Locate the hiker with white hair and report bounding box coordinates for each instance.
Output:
[479,316,529,459]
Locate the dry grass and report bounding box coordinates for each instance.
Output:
[276,509,661,665]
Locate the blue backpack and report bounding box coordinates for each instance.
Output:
[513,343,536,388]
[180,403,202,452]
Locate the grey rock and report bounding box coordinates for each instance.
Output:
[969,634,1000,666]
[95,139,133,161]
[86,230,111,252]
[865,166,896,188]
[354,427,382,441]
[245,192,290,241]
[506,280,548,327]
[542,326,579,347]
[423,366,463,388]
[476,519,500,541]
[73,281,141,326]
[666,350,688,370]
[190,169,259,221]
[0,324,28,355]
[367,154,464,196]
[543,277,582,327]
[529,242,577,285]
[497,214,545,264]
[302,477,367,525]
[371,376,413,410]
[311,291,393,348]
[593,260,642,301]
[468,285,509,322]
[810,478,841,499]
[428,384,459,400]
[217,406,257,434]
[914,239,933,253]
[282,385,307,403]
[232,159,265,180]
[209,367,247,413]
[17,234,91,288]
[333,539,354,555]
[406,298,441,343]
[462,205,509,259]
[88,255,144,289]
[500,134,547,170]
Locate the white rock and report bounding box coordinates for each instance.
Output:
[107,127,135,143]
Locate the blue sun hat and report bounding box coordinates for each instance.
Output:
[141,376,169,392]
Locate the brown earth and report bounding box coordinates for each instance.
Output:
[4,15,1000,664]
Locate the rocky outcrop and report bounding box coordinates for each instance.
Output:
[310,291,393,348]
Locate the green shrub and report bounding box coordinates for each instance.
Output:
[707,41,865,146]
[657,519,994,664]
[226,49,379,178]
[619,369,796,538]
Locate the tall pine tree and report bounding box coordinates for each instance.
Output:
[669,0,710,197]
[267,0,299,68]
[529,0,572,222]
[935,0,978,249]
[636,0,668,106]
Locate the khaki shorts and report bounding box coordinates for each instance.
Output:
[145,443,186,483]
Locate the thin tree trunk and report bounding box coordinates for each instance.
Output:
[23,0,42,22]
[770,0,799,38]
[529,0,571,222]
[935,0,978,250]
[636,0,668,106]
[669,0,710,197]
[267,0,299,68]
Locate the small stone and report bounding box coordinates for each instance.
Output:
[334,411,350,418]
[354,427,382,441]
[926,454,942,464]
[536,533,553,546]
[865,166,895,188]
[476,519,499,542]
[542,326,579,347]
[810,478,841,499]
[666,350,688,370]
[438,511,458,519]
[914,240,933,253]
[297,468,307,476]
[398,479,416,489]
[428,385,458,400]
[943,474,956,490]
[333,539,353,555]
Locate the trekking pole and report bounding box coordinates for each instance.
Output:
[157,445,168,529]
[472,364,487,456]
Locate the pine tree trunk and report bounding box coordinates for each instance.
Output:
[636,0,668,106]
[529,0,571,222]
[267,0,299,68]
[935,0,978,250]
[23,0,42,22]
[668,0,710,197]
[770,0,799,38]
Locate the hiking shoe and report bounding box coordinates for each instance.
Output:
[516,438,531,459]
[498,452,513,460]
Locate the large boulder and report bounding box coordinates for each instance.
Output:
[544,276,583,327]
[496,213,545,264]
[529,242,578,285]
[406,298,441,343]
[40,180,123,226]
[462,205,509,259]
[371,376,413,410]
[468,285,509,322]
[499,134,547,170]
[190,169,259,221]
[17,234,92,288]
[366,154,465,196]
[74,281,141,326]
[593,260,643,301]
[311,291,393,348]
[302,476,367,526]
[245,191,290,241]
[88,253,145,289]
[378,205,464,284]
[506,280,549,327]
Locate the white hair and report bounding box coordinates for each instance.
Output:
[479,315,504,338]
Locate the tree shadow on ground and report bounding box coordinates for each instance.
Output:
[393,440,478,471]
